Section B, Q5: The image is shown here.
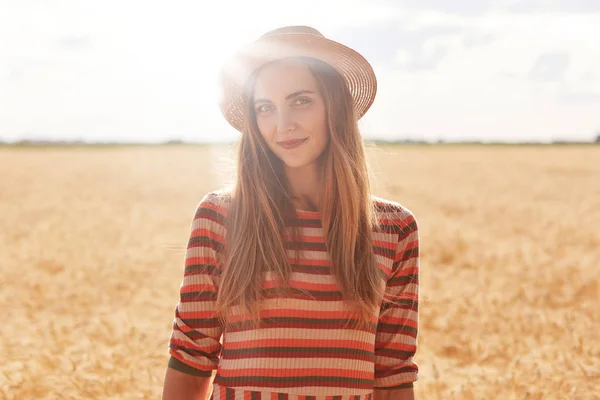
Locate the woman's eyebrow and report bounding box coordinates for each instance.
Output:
[254,89,315,104]
[285,89,314,100]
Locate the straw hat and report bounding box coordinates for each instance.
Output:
[218,25,378,132]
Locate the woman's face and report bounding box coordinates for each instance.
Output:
[252,60,329,170]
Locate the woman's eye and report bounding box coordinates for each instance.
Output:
[256,104,273,114]
[294,97,311,106]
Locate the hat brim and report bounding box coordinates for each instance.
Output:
[218,33,377,132]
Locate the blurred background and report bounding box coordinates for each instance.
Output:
[1,1,599,399]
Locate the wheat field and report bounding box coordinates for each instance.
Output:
[1,144,598,399]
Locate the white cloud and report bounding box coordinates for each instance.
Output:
[357,9,600,141]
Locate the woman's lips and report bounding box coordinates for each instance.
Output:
[278,138,308,150]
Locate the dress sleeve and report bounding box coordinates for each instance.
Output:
[373,209,420,389]
[167,193,226,377]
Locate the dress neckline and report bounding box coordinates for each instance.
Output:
[294,208,321,217]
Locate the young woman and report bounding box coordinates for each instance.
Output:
[162,26,420,400]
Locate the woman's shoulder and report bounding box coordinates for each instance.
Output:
[200,187,233,205]
[370,194,418,233]
[194,188,234,220]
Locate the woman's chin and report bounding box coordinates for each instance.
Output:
[283,161,310,169]
[281,157,317,170]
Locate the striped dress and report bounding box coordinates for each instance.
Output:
[168,191,420,399]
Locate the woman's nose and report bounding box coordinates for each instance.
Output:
[277,109,297,133]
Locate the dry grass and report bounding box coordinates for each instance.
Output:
[1,144,598,399]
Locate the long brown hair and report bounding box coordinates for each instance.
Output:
[215,57,384,328]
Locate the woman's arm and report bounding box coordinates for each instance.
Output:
[373,207,420,392]
[162,368,213,400]
[163,192,227,398]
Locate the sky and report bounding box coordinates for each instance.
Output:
[1,0,599,143]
